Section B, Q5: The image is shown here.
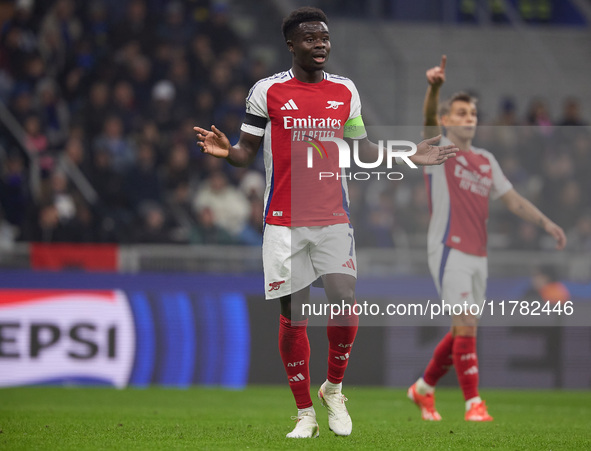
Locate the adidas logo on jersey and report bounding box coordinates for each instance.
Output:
[289,373,305,382]
[281,99,298,110]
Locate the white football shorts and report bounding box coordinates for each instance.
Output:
[262,223,357,300]
[428,244,488,316]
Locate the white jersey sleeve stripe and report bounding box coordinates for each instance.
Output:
[240,123,265,136]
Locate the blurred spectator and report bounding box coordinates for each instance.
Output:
[398,182,431,235]
[149,79,180,134]
[190,206,234,245]
[192,89,215,128]
[209,61,233,104]
[526,266,571,304]
[509,222,541,251]
[525,98,553,128]
[237,198,264,246]
[84,1,110,56]
[540,152,574,218]
[24,203,73,242]
[358,189,402,247]
[193,171,250,239]
[554,180,583,231]
[558,97,587,126]
[67,200,97,242]
[82,81,111,138]
[61,38,96,107]
[124,140,162,209]
[135,201,173,243]
[40,0,82,49]
[136,119,168,158]
[93,115,136,173]
[0,205,18,251]
[8,85,35,123]
[88,148,132,241]
[127,55,153,110]
[38,19,67,78]
[202,3,241,54]
[36,78,70,148]
[485,97,520,157]
[0,0,38,79]
[0,152,29,233]
[111,80,141,133]
[157,1,195,47]
[238,169,265,201]
[109,0,157,56]
[165,180,197,243]
[188,34,215,87]
[43,170,77,223]
[59,135,91,178]
[167,57,195,114]
[571,132,591,201]
[23,113,51,176]
[162,141,193,193]
[567,211,591,252]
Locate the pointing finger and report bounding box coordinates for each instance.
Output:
[440,55,447,71]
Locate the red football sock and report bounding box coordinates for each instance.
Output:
[326,303,359,384]
[423,332,454,386]
[452,335,479,401]
[279,314,312,409]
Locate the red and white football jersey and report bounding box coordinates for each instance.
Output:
[241,69,366,227]
[424,136,513,256]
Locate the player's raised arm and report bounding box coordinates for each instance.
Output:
[500,188,567,250]
[423,55,446,139]
[194,125,262,167]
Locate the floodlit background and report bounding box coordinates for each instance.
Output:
[0,0,590,390]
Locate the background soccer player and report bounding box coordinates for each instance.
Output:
[195,8,456,438]
[408,55,567,422]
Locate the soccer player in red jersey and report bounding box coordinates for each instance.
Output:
[407,55,567,422]
[195,8,456,438]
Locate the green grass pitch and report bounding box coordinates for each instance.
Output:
[1,386,590,450]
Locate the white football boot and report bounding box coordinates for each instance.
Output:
[286,409,319,438]
[318,380,352,436]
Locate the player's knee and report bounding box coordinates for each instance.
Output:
[330,287,355,306]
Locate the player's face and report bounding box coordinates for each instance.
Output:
[441,100,478,141]
[288,21,330,72]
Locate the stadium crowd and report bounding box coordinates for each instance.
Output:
[0,0,589,251]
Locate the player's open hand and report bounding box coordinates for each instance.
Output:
[544,221,567,250]
[193,125,231,158]
[426,55,446,87]
[411,135,457,166]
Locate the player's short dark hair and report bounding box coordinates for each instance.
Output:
[282,7,328,41]
[439,92,478,117]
